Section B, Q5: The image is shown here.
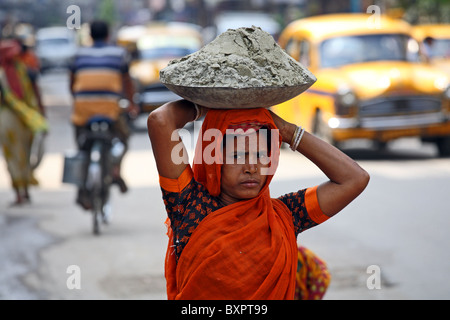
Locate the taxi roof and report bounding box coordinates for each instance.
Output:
[280,13,412,43]
[412,24,450,41]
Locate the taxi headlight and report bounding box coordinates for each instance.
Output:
[339,91,357,106]
[337,86,357,106]
[335,86,357,115]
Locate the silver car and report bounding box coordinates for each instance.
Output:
[35,26,78,72]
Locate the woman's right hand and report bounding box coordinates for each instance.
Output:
[147,99,196,179]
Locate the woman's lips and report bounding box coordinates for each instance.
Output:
[240,180,260,188]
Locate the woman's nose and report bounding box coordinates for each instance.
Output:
[244,160,258,174]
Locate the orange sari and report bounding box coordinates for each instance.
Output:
[165,108,298,300]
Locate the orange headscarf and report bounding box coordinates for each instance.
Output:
[0,40,24,99]
[165,108,298,300]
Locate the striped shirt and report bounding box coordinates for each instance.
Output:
[70,41,129,126]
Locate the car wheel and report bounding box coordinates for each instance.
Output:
[436,136,450,158]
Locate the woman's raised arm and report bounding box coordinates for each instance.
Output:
[147,99,198,179]
[270,110,370,217]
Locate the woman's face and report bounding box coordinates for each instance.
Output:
[219,130,270,206]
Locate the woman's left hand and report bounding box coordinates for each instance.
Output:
[268,109,296,144]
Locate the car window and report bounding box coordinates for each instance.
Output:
[137,35,201,60]
[427,39,450,58]
[299,40,310,67]
[214,11,280,39]
[139,47,197,60]
[285,38,300,61]
[320,33,420,68]
[37,38,71,47]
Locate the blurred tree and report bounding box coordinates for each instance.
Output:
[98,0,118,26]
[396,0,450,23]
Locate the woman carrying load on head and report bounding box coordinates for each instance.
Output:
[147,99,369,300]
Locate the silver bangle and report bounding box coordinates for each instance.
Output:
[289,126,300,147]
[290,127,305,151]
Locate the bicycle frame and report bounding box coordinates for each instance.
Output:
[82,118,114,235]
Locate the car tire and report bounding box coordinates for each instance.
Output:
[436,136,450,158]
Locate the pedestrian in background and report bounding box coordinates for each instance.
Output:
[16,36,43,113]
[0,39,48,205]
[69,20,138,209]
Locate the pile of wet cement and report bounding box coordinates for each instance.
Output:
[160,26,316,88]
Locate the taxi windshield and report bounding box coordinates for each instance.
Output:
[139,47,197,60]
[320,33,420,68]
[137,34,201,60]
[428,39,450,59]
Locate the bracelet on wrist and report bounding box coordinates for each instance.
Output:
[289,125,300,147]
[290,125,305,151]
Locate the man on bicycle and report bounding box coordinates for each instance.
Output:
[70,20,138,209]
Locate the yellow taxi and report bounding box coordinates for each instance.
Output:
[117,22,204,114]
[271,14,450,156]
[412,24,450,76]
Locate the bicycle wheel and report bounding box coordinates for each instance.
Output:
[102,199,112,224]
[92,194,102,235]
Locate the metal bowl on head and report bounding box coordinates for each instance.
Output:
[162,82,315,109]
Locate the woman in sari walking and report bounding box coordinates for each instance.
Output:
[0,39,47,205]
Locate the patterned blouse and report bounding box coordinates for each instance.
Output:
[160,167,329,262]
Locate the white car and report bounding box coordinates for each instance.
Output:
[35,26,78,72]
[214,11,280,40]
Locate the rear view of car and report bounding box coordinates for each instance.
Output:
[35,26,78,72]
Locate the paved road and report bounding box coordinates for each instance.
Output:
[1,71,450,300]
